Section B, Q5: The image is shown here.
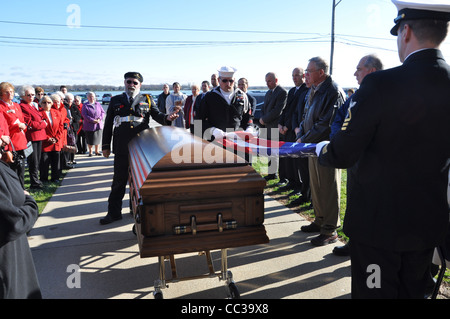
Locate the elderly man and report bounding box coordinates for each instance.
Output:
[200,66,253,142]
[278,67,308,193]
[297,57,345,246]
[317,0,450,298]
[330,54,383,257]
[101,72,179,225]
[260,72,287,180]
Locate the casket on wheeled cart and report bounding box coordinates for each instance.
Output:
[128,126,269,299]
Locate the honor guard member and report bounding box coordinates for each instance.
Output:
[317,0,450,298]
[200,66,254,140]
[101,72,179,225]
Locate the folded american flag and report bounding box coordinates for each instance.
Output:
[216,131,317,158]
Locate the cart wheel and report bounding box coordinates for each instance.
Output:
[132,224,136,236]
[154,291,163,299]
[228,283,240,299]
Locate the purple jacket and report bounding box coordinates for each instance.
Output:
[81,102,105,132]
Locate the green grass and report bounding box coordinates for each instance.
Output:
[25,169,67,214]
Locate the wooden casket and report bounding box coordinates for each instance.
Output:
[128,126,269,258]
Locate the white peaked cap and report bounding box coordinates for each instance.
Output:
[391,0,450,35]
[218,66,237,78]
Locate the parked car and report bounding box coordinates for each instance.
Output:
[102,93,112,104]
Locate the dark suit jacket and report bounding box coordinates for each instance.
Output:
[261,85,287,131]
[102,93,169,155]
[319,49,450,252]
[279,84,308,141]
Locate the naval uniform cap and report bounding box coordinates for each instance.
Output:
[218,66,237,78]
[124,71,143,83]
[390,0,450,35]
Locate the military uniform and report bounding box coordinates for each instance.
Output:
[200,86,253,138]
[319,48,450,297]
[102,92,169,220]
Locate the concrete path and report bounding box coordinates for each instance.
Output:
[29,154,351,299]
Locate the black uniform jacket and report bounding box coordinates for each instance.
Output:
[200,87,252,139]
[319,49,450,252]
[102,93,169,155]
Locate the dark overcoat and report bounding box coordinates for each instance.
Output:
[0,161,41,299]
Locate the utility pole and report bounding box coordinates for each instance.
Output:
[330,0,342,76]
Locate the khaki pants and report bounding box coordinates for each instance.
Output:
[308,157,341,235]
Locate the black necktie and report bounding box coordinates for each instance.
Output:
[129,97,134,105]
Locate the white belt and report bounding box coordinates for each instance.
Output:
[113,115,144,128]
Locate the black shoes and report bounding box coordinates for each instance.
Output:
[276,179,289,187]
[30,184,44,190]
[311,232,338,246]
[300,222,321,233]
[332,242,350,256]
[264,174,278,181]
[99,215,122,225]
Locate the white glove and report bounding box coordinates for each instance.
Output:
[245,126,258,137]
[315,141,330,157]
[212,127,225,139]
[225,131,239,140]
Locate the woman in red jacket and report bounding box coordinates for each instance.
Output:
[50,93,71,171]
[39,95,63,183]
[20,86,47,190]
[0,82,28,188]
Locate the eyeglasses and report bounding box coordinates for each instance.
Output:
[41,101,52,105]
[26,94,35,97]
[305,69,319,75]
[221,79,234,84]
[127,80,139,85]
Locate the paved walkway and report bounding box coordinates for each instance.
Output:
[29,154,351,299]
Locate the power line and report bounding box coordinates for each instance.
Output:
[0,19,326,36]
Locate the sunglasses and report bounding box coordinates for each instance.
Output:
[221,79,234,84]
[127,80,139,85]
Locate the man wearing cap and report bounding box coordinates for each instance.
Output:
[317,0,450,298]
[200,66,254,144]
[101,72,179,225]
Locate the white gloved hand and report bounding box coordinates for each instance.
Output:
[225,131,239,140]
[245,126,258,137]
[315,141,330,157]
[212,127,225,139]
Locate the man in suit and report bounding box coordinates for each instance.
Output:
[259,72,287,181]
[317,0,450,298]
[278,67,308,195]
[238,77,257,116]
[101,72,179,225]
[297,57,345,246]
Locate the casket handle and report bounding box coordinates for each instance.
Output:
[191,216,197,235]
[218,213,223,232]
[173,215,237,235]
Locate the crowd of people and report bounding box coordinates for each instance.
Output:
[0,83,105,190]
[1,0,450,300]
